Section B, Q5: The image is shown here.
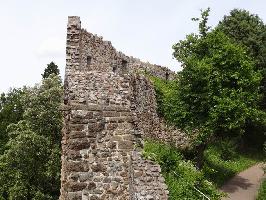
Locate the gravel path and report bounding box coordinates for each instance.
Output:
[220,163,265,200]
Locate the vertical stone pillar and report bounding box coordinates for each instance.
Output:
[65,16,81,74]
[60,16,82,200]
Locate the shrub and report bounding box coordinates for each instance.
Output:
[219,139,238,161]
[143,140,222,199]
[257,179,266,200]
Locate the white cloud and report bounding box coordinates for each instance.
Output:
[36,37,65,58]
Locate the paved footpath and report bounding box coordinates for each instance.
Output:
[220,163,265,200]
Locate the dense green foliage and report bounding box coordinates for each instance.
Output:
[150,76,179,122]
[0,69,63,199]
[0,121,50,200]
[257,179,266,200]
[42,62,60,79]
[151,9,266,152]
[143,140,222,200]
[217,9,266,71]
[23,75,63,147]
[172,10,265,144]
[0,89,25,154]
[217,8,266,148]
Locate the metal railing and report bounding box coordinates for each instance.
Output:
[173,171,210,200]
[193,186,210,200]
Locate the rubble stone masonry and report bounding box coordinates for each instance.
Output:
[60,16,189,200]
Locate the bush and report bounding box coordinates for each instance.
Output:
[257,179,266,200]
[143,140,222,199]
[149,76,181,124]
[219,139,238,161]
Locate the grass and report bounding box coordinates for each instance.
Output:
[257,179,266,200]
[143,139,265,200]
[202,141,265,187]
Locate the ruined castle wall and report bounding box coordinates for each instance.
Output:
[61,71,135,200]
[131,74,161,138]
[79,27,175,80]
[60,16,170,200]
[131,74,189,148]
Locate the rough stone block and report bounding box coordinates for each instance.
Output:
[68,139,90,150]
[68,182,87,192]
[87,182,96,190]
[118,141,133,150]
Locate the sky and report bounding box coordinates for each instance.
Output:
[0,0,266,93]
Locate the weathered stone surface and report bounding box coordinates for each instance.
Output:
[60,16,189,200]
[68,182,87,192]
[87,182,96,190]
[68,138,90,150]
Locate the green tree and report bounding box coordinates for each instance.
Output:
[217,9,266,69]
[192,7,211,37]
[172,9,265,151]
[0,121,50,200]
[0,88,25,154]
[0,75,63,200]
[217,9,266,109]
[24,74,63,145]
[217,9,266,146]
[42,62,60,79]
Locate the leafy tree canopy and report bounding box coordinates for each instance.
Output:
[42,62,60,79]
[0,75,63,200]
[217,9,266,109]
[217,9,266,69]
[171,8,265,145]
[0,88,25,154]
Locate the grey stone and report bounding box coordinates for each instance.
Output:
[60,16,190,200]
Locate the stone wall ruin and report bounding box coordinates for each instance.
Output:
[60,16,188,200]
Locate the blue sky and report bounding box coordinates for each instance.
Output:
[1,0,266,92]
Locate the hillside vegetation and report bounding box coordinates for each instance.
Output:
[147,8,266,199]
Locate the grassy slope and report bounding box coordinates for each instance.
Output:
[257,179,266,200]
[203,143,264,187]
[143,140,222,200]
[144,140,264,200]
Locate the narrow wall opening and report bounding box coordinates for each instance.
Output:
[113,66,117,73]
[87,56,92,68]
[165,72,169,81]
[122,60,128,73]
